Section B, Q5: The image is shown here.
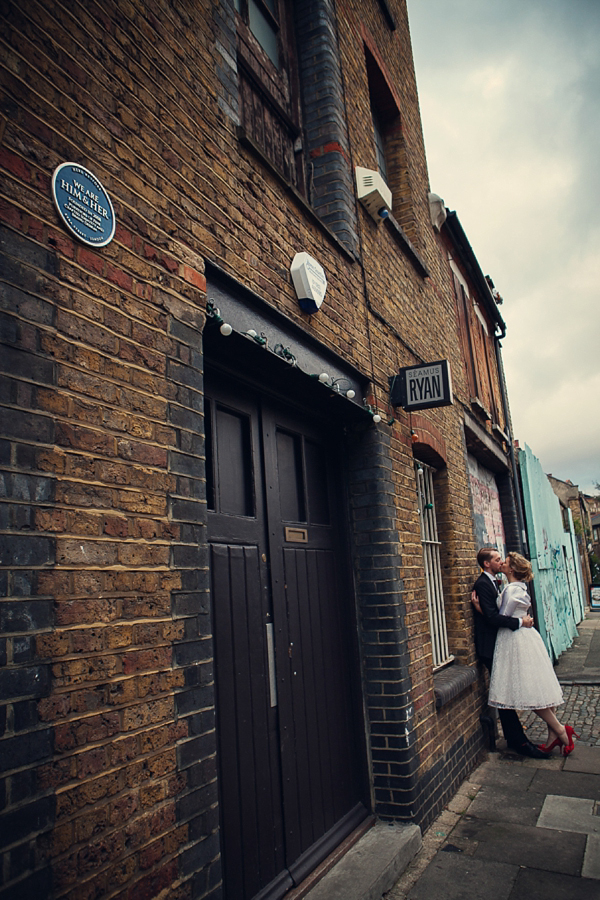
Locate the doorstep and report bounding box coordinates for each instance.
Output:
[299,820,422,900]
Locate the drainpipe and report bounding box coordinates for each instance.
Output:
[494,331,528,556]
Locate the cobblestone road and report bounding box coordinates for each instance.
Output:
[522,683,600,746]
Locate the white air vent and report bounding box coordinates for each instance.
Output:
[355,167,392,222]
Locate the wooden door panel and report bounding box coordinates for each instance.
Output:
[264,405,367,874]
[211,541,286,898]
[282,548,358,838]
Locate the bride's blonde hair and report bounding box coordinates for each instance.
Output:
[507,552,533,582]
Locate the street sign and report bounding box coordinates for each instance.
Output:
[390,360,453,411]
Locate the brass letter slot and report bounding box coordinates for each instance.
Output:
[284,527,308,543]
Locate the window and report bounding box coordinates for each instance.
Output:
[371,107,388,182]
[415,461,452,669]
[364,44,397,195]
[235,0,305,192]
[363,35,417,239]
[239,0,279,67]
[450,257,500,422]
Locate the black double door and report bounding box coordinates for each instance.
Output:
[206,374,367,900]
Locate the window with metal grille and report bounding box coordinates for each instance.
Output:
[415,461,453,669]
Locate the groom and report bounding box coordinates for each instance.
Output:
[472,546,550,759]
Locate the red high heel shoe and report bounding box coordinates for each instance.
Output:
[562,725,580,756]
[539,736,561,753]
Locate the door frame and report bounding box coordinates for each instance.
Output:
[204,352,371,899]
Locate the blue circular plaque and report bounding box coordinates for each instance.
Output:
[52,162,116,247]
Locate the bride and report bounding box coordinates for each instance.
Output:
[488,552,577,756]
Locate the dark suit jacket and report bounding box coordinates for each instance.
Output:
[472,572,520,661]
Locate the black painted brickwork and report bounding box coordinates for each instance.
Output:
[496,470,521,552]
[410,728,484,830]
[347,424,420,820]
[0,226,57,900]
[169,321,222,900]
[294,0,359,254]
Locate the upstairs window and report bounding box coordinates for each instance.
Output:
[236,0,279,67]
[450,257,500,423]
[235,0,305,193]
[362,31,418,240]
[364,45,398,195]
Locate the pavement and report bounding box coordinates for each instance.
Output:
[385,609,600,900]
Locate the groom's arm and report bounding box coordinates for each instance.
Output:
[476,579,520,632]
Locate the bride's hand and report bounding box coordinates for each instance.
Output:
[471,590,482,614]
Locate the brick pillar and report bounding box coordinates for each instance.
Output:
[295,0,359,254]
[167,320,222,899]
[347,423,419,819]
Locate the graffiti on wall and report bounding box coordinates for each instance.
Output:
[518,444,583,660]
[467,454,506,554]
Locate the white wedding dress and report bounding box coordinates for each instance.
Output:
[488,582,564,710]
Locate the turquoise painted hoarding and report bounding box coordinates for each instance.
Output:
[518,444,583,661]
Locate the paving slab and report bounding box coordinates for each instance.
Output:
[584,834,600,880]
[537,794,600,836]
[403,853,518,900]
[508,866,600,900]
[449,817,586,875]
[564,743,600,775]
[466,784,544,826]
[586,630,600,668]
[554,612,600,684]
[467,761,538,790]
[385,616,600,900]
[302,821,421,900]
[530,768,600,800]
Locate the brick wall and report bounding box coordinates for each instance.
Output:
[0,204,217,897]
[0,0,222,889]
[0,0,514,893]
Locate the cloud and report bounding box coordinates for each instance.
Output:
[407,0,600,492]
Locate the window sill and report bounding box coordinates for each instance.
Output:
[434,663,478,709]
[383,213,429,279]
[470,397,492,420]
[492,423,509,443]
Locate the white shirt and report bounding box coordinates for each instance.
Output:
[484,571,522,627]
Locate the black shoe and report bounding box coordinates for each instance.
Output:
[508,740,551,759]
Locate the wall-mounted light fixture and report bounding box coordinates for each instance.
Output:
[362,399,382,424]
[244,329,268,347]
[310,374,357,400]
[205,301,367,416]
[206,299,232,336]
[273,343,297,365]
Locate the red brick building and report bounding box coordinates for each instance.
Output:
[0,1,522,898]
[548,475,594,600]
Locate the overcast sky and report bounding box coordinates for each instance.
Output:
[406,0,600,495]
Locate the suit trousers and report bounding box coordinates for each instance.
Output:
[481,656,526,748]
